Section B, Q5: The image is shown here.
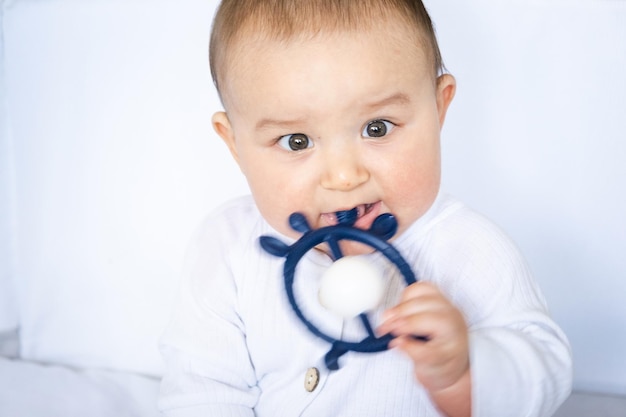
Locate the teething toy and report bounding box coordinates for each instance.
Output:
[259,208,420,370]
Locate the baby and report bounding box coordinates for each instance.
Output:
[159,1,572,416]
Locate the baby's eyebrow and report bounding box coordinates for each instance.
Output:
[255,117,307,131]
[364,92,411,110]
[254,93,411,131]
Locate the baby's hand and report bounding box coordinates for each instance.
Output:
[378,282,469,394]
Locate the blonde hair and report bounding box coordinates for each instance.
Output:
[209,0,444,98]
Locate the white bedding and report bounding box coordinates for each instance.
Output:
[0,357,161,417]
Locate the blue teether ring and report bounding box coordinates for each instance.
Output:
[259,209,421,370]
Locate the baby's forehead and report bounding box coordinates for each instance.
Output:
[210,2,441,96]
[217,27,434,116]
[220,22,430,80]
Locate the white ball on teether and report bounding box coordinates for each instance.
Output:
[318,256,385,319]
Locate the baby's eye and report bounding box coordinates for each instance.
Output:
[277,133,314,151]
[362,119,394,138]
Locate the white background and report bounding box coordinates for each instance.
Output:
[428,1,626,394]
[1,0,625,394]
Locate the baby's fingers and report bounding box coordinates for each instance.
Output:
[378,283,449,336]
[379,309,448,341]
[378,282,468,346]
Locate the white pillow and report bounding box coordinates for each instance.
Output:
[5,0,247,376]
[0,358,161,416]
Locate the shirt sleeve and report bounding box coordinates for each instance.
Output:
[158,214,260,417]
[469,246,571,416]
[433,208,573,417]
[470,319,572,417]
[471,278,572,416]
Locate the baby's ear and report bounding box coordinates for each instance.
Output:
[212,111,239,163]
[436,74,456,126]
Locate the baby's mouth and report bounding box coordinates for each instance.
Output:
[321,202,379,227]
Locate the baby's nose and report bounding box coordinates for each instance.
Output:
[320,148,369,191]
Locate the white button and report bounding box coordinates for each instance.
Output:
[304,367,320,392]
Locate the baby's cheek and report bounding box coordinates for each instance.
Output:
[388,180,440,231]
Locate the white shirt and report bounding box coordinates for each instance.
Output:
[159,193,572,417]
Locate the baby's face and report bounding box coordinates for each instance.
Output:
[214,23,455,256]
